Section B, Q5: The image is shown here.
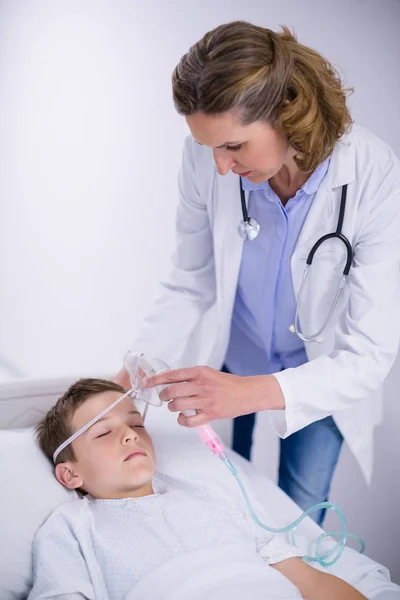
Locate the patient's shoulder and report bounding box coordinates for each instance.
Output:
[51,495,91,519]
[34,496,90,540]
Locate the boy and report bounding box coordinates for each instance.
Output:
[28,378,366,600]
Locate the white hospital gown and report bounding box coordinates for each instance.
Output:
[28,472,300,600]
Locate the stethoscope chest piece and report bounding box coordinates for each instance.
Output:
[238,217,260,241]
[238,177,260,241]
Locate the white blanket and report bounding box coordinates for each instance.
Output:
[127,544,301,600]
[125,541,400,600]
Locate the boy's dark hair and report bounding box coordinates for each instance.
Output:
[36,378,125,465]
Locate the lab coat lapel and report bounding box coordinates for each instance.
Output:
[214,171,244,319]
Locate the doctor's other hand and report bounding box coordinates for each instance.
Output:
[113,367,131,391]
[143,366,285,427]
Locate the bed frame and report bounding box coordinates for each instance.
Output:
[0,378,76,429]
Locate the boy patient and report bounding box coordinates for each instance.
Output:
[28,378,366,600]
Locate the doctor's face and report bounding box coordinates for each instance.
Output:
[186,110,289,183]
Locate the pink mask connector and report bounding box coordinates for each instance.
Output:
[197,424,225,456]
[182,410,229,463]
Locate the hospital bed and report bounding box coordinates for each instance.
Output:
[0,377,399,600]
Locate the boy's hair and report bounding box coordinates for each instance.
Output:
[36,378,125,465]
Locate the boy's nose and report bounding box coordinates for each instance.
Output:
[123,428,139,443]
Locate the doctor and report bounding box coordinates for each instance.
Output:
[116,22,400,523]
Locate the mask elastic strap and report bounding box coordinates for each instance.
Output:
[52,387,135,463]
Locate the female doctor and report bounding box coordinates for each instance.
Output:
[116,22,400,524]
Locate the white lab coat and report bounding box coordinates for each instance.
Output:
[134,125,400,482]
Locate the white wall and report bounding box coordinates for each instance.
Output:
[0,0,399,582]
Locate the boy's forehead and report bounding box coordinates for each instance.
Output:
[72,392,136,429]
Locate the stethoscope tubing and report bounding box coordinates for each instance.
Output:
[238,178,353,342]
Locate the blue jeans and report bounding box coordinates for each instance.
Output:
[225,369,344,525]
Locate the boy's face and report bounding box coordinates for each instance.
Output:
[55,392,156,499]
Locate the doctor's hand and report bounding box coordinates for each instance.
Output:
[113,367,131,391]
[143,366,285,427]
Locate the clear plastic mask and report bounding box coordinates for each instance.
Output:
[123,351,171,409]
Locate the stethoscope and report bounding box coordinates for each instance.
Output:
[238,177,354,343]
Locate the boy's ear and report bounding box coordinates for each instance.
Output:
[55,462,84,490]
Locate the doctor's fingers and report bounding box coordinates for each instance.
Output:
[158,383,200,402]
[177,411,209,428]
[113,367,131,391]
[145,366,211,389]
[167,397,203,413]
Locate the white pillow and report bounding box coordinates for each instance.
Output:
[0,428,77,600]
